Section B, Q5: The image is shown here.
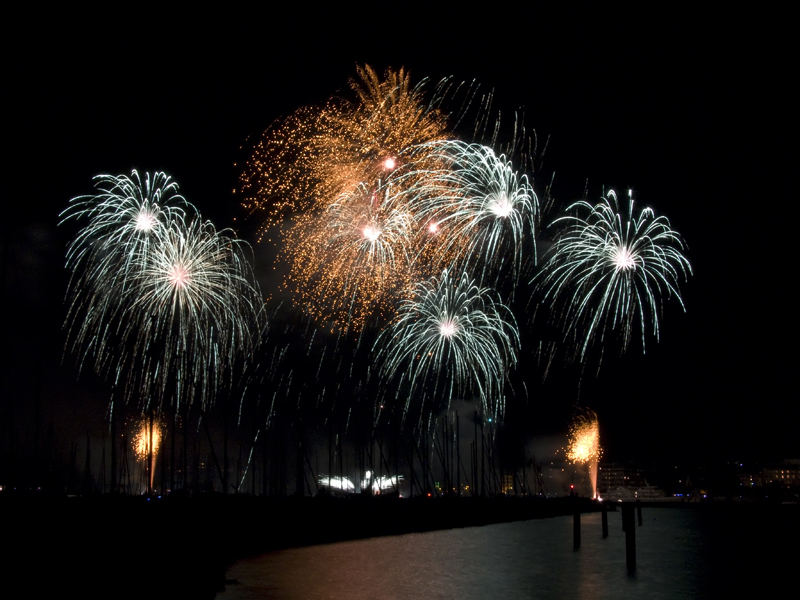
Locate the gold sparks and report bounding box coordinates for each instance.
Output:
[566,409,601,464]
[239,65,453,333]
[133,416,165,461]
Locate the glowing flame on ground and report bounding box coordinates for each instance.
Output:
[566,410,602,499]
[133,416,165,493]
[134,420,163,460]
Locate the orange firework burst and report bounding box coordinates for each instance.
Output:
[284,182,418,333]
[239,65,451,239]
[239,65,455,332]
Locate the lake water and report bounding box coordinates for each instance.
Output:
[217,505,794,599]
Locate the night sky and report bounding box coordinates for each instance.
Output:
[3,7,794,474]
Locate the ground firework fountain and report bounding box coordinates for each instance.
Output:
[566,409,602,499]
[133,413,165,494]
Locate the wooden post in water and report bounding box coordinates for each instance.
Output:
[573,499,581,550]
[601,501,609,538]
[622,502,636,573]
[636,499,643,526]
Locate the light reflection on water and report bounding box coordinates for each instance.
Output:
[218,508,719,599]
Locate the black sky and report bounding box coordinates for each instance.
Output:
[3,7,795,467]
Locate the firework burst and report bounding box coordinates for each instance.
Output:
[124,216,263,408]
[238,65,452,241]
[62,172,264,411]
[239,65,463,333]
[61,172,190,377]
[282,181,417,333]
[535,189,691,360]
[62,171,188,266]
[375,268,519,423]
[399,140,538,286]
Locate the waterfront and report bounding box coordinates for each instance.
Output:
[219,505,797,599]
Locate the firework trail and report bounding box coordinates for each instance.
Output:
[399,140,538,286]
[534,189,691,361]
[375,268,519,425]
[62,171,265,411]
[566,409,602,499]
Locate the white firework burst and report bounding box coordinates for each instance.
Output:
[399,140,538,285]
[535,189,692,359]
[375,268,519,423]
[62,171,264,410]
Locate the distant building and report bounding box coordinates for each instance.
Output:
[736,469,763,488]
[763,461,800,487]
[598,463,645,493]
[598,463,667,500]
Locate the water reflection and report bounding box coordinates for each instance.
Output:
[218,508,719,599]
